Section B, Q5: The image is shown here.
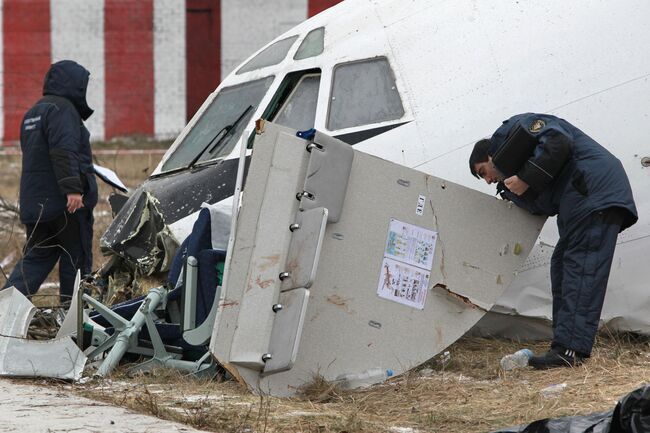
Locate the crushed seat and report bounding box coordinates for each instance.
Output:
[87,207,226,375]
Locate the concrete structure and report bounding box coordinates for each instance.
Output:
[0,0,342,143]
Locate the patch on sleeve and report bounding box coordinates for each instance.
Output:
[528,119,546,133]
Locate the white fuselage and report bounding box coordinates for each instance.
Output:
[154,0,650,333]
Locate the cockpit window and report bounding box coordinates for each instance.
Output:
[161,76,274,172]
[273,74,320,131]
[237,36,299,75]
[327,57,405,131]
[294,27,324,60]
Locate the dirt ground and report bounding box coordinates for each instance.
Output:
[12,334,650,433]
[2,147,650,433]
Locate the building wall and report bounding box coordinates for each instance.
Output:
[221,0,307,82]
[0,0,342,143]
[155,0,187,138]
[51,0,105,140]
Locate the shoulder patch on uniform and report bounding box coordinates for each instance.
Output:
[528,119,545,133]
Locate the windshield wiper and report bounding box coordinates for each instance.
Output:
[187,104,254,169]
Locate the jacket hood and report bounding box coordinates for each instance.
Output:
[42,60,94,120]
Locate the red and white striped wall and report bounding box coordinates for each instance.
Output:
[0,0,341,143]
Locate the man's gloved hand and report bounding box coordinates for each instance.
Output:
[504,175,530,196]
[66,193,84,213]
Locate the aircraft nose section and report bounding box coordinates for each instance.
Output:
[100,158,247,275]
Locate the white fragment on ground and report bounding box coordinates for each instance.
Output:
[284,411,327,417]
[0,251,16,268]
[418,368,434,377]
[540,382,567,399]
[434,350,451,368]
[166,406,188,414]
[176,394,234,403]
[90,380,137,392]
[390,427,418,433]
[147,388,166,394]
[94,210,113,218]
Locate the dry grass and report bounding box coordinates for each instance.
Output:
[61,334,650,433]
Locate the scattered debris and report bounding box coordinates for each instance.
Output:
[0,251,15,269]
[390,428,418,433]
[540,382,568,399]
[438,350,452,367]
[0,288,85,380]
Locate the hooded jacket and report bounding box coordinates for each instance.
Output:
[489,113,637,236]
[19,60,98,224]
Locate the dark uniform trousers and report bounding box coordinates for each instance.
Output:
[550,207,625,356]
[4,209,93,302]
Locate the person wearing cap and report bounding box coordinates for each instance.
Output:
[469,113,637,369]
[2,60,97,303]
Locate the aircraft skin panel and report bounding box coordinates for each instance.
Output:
[211,123,544,396]
[381,0,650,188]
[352,121,424,170]
[0,289,37,339]
[498,231,650,337]
[0,337,86,381]
[0,287,87,381]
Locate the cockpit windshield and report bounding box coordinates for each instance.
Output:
[237,36,299,75]
[161,76,274,173]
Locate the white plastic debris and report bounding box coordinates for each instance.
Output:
[438,351,451,367]
[0,285,87,381]
[500,349,533,371]
[390,428,418,433]
[540,383,567,399]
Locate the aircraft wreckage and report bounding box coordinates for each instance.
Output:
[97,0,650,342]
[2,0,650,396]
[0,122,543,395]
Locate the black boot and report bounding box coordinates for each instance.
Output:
[529,346,584,370]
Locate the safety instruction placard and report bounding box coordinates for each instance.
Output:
[377,219,437,309]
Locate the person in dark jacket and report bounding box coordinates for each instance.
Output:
[2,60,97,303]
[469,113,637,369]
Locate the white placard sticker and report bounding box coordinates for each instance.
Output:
[377,258,430,310]
[416,194,426,216]
[384,219,437,270]
[377,218,438,309]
